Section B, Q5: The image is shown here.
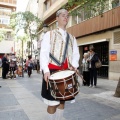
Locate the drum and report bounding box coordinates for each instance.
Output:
[49,70,80,100]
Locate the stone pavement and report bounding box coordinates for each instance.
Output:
[0,71,120,120]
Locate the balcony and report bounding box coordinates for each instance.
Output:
[67,6,120,38]
[0,0,16,9]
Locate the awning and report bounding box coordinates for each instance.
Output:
[78,39,109,46]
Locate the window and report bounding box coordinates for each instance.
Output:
[44,0,58,10]
[112,0,120,8]
[0,17,10,25]
[6,32,11,39]
[72,15,77,25]
[70,0,114,26]
[44,0,50,10]
[113,31,120,44]
[0,7,12,16]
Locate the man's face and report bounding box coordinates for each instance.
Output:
[56,11,69,27]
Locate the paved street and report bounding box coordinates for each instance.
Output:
[0,71,120,120]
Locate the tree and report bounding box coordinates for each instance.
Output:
[10,11,42,57]
[16,33,29,77]
[114,77,120,98]
[0,30,5,42]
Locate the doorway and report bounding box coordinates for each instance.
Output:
[82,41,109,78]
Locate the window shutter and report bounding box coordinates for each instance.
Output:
[114,31,120,44]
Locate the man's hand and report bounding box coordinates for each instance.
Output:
[44,72,50,82]
[44,72,50,90]
[69,66,77,71]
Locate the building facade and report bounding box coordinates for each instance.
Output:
[0,0,16,57]
[36,0,120,80]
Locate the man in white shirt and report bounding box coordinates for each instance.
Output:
[40,9,80,120]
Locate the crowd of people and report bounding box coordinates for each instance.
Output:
[0,54,40,79]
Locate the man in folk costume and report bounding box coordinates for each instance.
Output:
[40,9,80,120]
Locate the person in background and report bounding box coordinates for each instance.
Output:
[37,59,40,73]
[87,46,99,88]
[26,55,33,77]
[0,58,2,87]
[40,9,80,120]
[81,52,90,86]
[0,58,2,78]
[9,54,16,79]
[2,54,9,79]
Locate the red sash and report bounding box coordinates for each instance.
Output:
[48,59,68,70]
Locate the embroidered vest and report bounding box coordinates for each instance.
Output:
[49,29,74,67]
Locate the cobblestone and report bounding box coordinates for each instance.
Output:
[0,71,120,120]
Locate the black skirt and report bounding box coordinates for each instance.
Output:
[41,69,58,101]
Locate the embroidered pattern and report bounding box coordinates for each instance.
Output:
[59,41,64,61]
[50,29,74,66]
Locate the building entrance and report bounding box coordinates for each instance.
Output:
[83,41,109,78]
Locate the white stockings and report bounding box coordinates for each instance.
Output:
[55,108,64,120]
[47,112,56,120]
[46,109,64,120]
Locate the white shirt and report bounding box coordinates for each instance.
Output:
[40,28,80,73]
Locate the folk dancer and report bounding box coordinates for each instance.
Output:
[40,9,80,120]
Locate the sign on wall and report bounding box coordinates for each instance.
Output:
[109,50,117,61]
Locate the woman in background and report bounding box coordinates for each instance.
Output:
[88,46,99,88]
[81,53,90,86]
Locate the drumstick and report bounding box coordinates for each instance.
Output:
[69,63,86,82]
[75,69,86,82]
[44,74,49,90]
[46,77,49,90]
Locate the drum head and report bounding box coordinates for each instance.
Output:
[49,70,75,80]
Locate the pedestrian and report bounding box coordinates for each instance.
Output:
[0,58,2,87]
[2,54,9,79]
[81,52,90,86]
[87,46,99,88]
[9,53,17,79]
[40,9,80,120]
[37,59,40,73]
[0,58,2,77]
[26,55,33,77]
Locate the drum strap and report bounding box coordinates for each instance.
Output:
[49,32,70,66]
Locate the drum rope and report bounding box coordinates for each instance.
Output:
[63,78,75,98]
[72,75,75,94]
[69,63,86,82]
